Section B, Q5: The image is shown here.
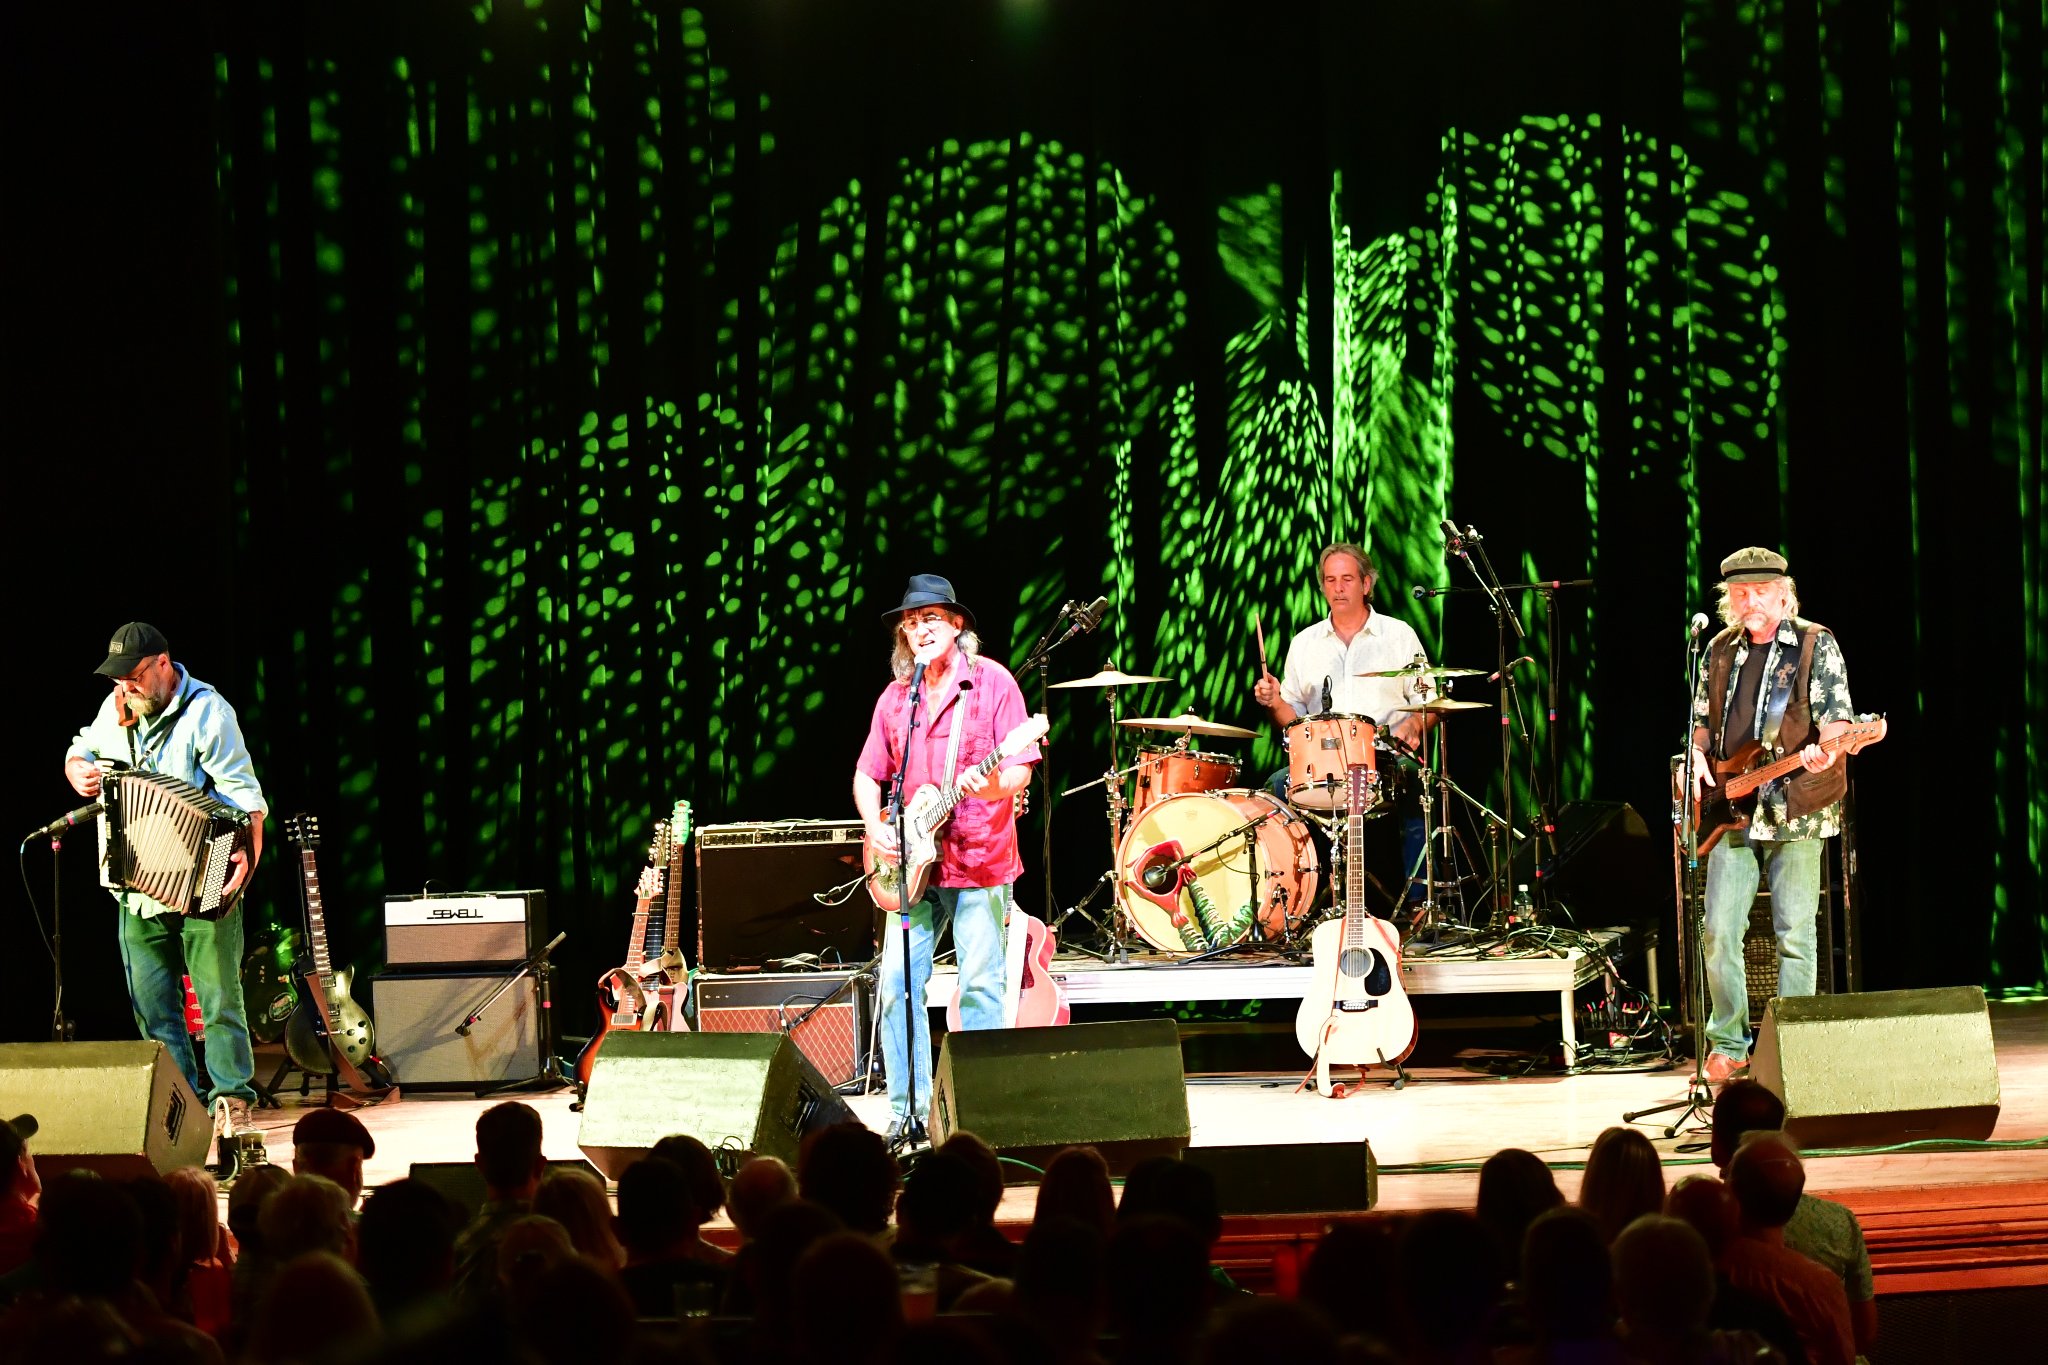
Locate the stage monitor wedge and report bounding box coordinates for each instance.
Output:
[1751,986,2000,1147]
[577,1031,851,1179]
[1182,1139,1378,1214]
[930,1019,1190,1175]
[0,1041,211,1180]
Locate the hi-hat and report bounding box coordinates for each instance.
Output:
[1394,697,1492,713]
[1117,712,1260,740]
[1357,663,1487,679]
[1049,667,1172,690]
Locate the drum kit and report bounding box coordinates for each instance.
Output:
[1047,659,1500,958]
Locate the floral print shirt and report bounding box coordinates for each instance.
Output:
[1693,619,1853,841]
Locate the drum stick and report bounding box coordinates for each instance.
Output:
[1255,613,1273,680]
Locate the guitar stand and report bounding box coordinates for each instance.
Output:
[1295,1032,1409,1098]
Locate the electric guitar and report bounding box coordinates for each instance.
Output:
[1688,716,1886,855]
[1294,764,1417,1093]
[575,802,693,1086]
[945,906,1069,1030]
[864,715,1050,911]
[280,813,397,1096]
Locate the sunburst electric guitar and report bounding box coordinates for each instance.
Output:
[280,813,398,1097]
[575,801,693,1086]
[1295,764,1418,1094]
[864,715,1049,911]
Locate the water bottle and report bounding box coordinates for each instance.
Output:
[1511,883,1535,928]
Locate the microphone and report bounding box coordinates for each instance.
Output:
[1489,656,1536,683]
[1052,595,1113,648]
[1689,612,1711,639]
[1322,676,1334,715]
[1141,860,1178,892]
[1412,584,1431,600]
[30,802,103,840]
[1441,518,1467,556]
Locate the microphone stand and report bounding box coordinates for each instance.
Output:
[45,830,72,1041]
[1625,621,1714,1136]
[465,930,574,1097]
[887,661,928,1151]
[1019,603,1076,926]
[1447,524,1526,923]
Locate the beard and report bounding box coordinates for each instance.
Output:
[124,692,163,718]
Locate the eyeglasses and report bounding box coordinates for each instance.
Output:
[111,659,156,691]
[904,611,954,628]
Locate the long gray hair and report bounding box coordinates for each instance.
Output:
[1715,575,1801,629]
[890,610,981,682]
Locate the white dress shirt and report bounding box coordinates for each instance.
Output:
[1278,610,1431,726]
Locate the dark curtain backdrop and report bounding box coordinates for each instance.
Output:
[4,0,2041,1051]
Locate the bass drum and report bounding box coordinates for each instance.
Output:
[1117,790,1320,955]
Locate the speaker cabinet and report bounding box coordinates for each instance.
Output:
[371,971,544,1091]
[696,971,871,1089]
[1182,1140,1378,1214]
[576,1031,853,1179]
[1751,986,2001,1147]
[930,1020,1190,1175]
[695,822,874,972]
[0,1041,211,1180]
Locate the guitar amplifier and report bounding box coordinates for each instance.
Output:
[383,890,547,968]
[695,821,874,972]
[370,970,545,1091]
[695,971,871,1089]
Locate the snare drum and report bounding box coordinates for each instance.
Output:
[1117,790,1320,955]
[1364,743,1419,817]
[1284,713,1378,809]
[1131,745,1240,819]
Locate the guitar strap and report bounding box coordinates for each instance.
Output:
[1758,628,1806,757]
[940,659,977,791]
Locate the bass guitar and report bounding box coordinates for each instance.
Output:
[281,813,398,1096]
[865,715,1050,911]
[1688,716,1886,856]
[575,802,693,1086]
[945,905,1069,1030]
[1294,764,1417,1094]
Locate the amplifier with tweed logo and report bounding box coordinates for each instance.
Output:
[693,971,872,1091]
[383,890,548,968]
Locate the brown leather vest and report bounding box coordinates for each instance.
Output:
[1704,617,1847,820]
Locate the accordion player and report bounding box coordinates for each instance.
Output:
[98,770,256,919]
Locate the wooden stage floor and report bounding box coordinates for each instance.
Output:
[247,1000,2048,1296]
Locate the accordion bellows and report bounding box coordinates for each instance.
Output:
[98,771,252,918]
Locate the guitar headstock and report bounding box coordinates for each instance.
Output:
[1348,764,1374,815]
[282,812,321,850]
[670,799,693,854]
[637,818,672,901]
[1001,714,1051,757]
[1839,715,1888,753]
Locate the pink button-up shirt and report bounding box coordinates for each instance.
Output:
[856,654,1041,889]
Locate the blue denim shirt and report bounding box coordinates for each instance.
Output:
[67,666,268,918]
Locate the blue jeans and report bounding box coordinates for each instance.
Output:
[116,900,257,1104]
[1700,832,1823,1061]
[877,884,1009,1122]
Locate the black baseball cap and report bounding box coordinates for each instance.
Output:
[0,1114,36,1164]
[94,623,171,678]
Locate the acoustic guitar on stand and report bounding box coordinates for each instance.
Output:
[575,800,692,1087]
[1686,716,1886,856]
[946,900,1070,1030]
[1295,764,1417,1094]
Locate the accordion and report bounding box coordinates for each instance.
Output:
[98,771,254,918]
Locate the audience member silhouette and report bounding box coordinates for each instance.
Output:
[289,1106,375,1206]
[1296,1220,1403,1355]
[164,1166,232,1337]
[616,1154,726,1318]
[1106,1214,1214,1365]
[798,1121,901,1238]
[1723,1134,1854,1365]
[793,1231,904,1365]
[1517,1205,1626,1361]
[1398,1208,1502,1364]
[647,1133,734,1267]
[893,1149,1003,1310]
[258,1174,355,1264]
[1011,1217,1109,1365]
[1666,1174,1807,1362]
[1031,1145,1115,1239]
[355,1176,463,1325]
[727,1155,798,1242]
[1579,1126,1668,1245]
[939,1131,1019,1278]
[1476,1148,1563,1285]
[451,1100,547,1307]
[245,1250,375,1365]
[532,1164,627,1270]
[1613,1214,1786,1365]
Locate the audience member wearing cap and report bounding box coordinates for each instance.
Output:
[0,1115,39,1278]
[852,575,1042,1143]
[1688,550,1855,1084]
[1721,1134,1855,1365]
[61,622,270,1135]
[1714,1081,1879,1357]
[450,1101,547,1309]
[292,1106,376,1205]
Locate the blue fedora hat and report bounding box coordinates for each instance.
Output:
[881,574,975,629]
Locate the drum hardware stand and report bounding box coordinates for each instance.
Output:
[1442,520,1526,925]
[1624,615,1715,1138]
[1019,599,1111,927]
[465,930,577,1100]
[1046,870,1129,963]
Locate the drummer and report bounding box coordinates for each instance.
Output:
[1252,543,1432,906]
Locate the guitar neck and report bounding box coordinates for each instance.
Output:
[659,830,684,961]
[625,894,654,970]
[1722,729,1865,799]
[300,850,335,979]
[925,749,1003,831]
[1344,767,1368,936]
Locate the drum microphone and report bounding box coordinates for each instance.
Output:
[1440,518,1468,556]
[1322,676,1334,714]
[30,801,104,840]
[1489,656,1536,683]
[1141,859,1179,892]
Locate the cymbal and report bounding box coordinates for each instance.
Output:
[1049,667,1171,690]
[1357,663,1488,679]
[1394,697,1492,713]
[1117,712,1260,740]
